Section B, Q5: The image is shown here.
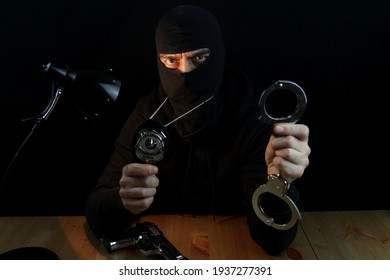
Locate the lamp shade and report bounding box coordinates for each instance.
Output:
[43,62,121,122]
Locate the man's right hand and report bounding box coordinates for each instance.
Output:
[119,163,159,215]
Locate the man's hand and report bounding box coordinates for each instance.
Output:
[265,123,311,182]
[119,163,159,215]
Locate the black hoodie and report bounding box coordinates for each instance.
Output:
[85,5,300,256]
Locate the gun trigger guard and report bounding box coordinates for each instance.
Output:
[252,174,301,230]
[135,234,161,257]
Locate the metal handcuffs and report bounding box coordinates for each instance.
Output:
[252,80,307,230]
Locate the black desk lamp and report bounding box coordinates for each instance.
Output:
[0,62,121,187]
[29,62,121,122]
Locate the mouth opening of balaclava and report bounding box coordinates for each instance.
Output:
[155,5,225,137]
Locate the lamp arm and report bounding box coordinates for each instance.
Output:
[40,85,64,121]
[0,122,37,189]
[22,82,64,122]
[0,83,63,189]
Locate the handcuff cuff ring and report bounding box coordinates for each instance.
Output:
[258,80,307,124]
[252,174,301,230]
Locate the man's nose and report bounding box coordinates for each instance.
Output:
[178,58,196,73]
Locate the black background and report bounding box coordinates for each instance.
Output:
[0,0,389,215]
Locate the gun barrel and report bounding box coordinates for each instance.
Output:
[101,235,137,253]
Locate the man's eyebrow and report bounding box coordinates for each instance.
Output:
[159,48,210,58]
[159,53,181,58]
[190,49,210,56]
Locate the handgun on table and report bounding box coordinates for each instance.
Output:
[101,221,188,260]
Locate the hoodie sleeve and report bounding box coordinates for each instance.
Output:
[84,93,159,235]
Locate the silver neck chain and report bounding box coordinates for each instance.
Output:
[149,95,215,127]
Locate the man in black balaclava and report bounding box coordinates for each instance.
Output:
[85,5,311,256]
[155,5,225,137]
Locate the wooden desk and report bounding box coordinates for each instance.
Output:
[0,214,315,260]
[300,210,390,260]
[1,211,389,260]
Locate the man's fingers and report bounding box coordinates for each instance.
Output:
[122,185,157,199]
[122,163,158,177]
[274,123,309,141]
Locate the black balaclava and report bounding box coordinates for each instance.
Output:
[155,5,225,137]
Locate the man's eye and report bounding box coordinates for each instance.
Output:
[161,58,179,69]
[193,54,209,66]
[196,54,209,62]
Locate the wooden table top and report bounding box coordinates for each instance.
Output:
[299,210,390,260]
[0,214,314,260]
[0,210,389,260]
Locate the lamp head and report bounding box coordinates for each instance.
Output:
[43,62,121,122]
